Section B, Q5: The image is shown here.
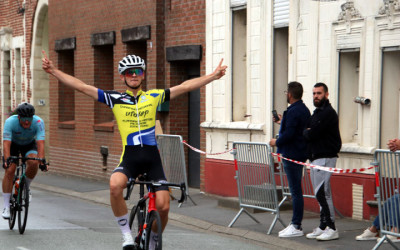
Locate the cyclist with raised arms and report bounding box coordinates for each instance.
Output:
[2,102,47,220]
[42,50,227,249]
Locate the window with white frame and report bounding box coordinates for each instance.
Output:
[231,7,247,121]
[380,49,400,148]
[338,50,360,144]
[2,51,12,116]
[15,48,21,104]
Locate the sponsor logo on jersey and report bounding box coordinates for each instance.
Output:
[120,98,134,104]
[140,95,148,103]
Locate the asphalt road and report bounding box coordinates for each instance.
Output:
[0,189,270,250]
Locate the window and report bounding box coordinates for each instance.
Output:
[94,45,114,125]
[380,50,400,147]
[338,50,360,143]
[273,27,289,136]
[232,8,247,121]
[57,49,75,123]
[15,48,21,104]
[2,51,11,116]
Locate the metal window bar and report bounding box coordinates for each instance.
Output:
[277,158,344,218]
[156,134,196,207]
[228,142,286,234]
[373,149,400,250]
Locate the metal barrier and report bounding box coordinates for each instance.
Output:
[372,149,400,250]
[156,134,196,207]
[277,159,315,208]
[228,142,286,234]
[277,157,344,218]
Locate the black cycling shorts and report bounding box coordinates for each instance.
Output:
[113,145,168,191]
[10,141,38,157]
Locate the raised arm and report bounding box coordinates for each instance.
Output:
[42,50,98,100]
[170,59,227,100]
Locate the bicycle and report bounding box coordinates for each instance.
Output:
[6,156,48,234]
[124,174,186,250]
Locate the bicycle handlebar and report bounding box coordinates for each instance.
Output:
[5,156,49,171]
[125,179,187,204]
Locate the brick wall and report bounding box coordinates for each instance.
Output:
[0,0,37,108]
[1,0,206,187]
[46,0,207,185]
[0,0,38,143]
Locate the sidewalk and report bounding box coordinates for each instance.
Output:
[6,171,398,250]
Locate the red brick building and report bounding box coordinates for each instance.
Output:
[1,0,206,189]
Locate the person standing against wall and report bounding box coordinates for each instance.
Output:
[303,82,342,241]
[269,81,310,237]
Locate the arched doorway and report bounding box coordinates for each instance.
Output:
[31,0,49,157]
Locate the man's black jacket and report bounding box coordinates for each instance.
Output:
[303,99,342,161]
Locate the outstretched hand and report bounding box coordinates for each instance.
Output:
[42,50,55,74]
[212,59,228,80]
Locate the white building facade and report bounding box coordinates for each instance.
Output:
[203,0,400,219]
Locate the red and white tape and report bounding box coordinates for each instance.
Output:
[181,141,374,173]
[272,153,375,173]
[182,140,234,155]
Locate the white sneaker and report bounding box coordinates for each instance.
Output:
[355,228,379,241]
[122,232,134,248]
[2,207,10,219]
[278,224,291,235]
[316,227,339,241]
[278,224,304,237]
[306,227,325,239]
[28,190,32,202]
[377,234,400,243]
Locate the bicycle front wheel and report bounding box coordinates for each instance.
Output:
[17,177,29,234]
[145,211,162,250]
[8,195,17,230]
[129,205,145,245]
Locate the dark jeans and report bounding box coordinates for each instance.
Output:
[283,159,304,227]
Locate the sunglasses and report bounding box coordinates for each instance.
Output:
[20,117,33,122]
[124,68,144,77]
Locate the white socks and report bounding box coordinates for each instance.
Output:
[116,213,131,234]
[3,193,11,208]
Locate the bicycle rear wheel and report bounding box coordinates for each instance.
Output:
[17,177,29,234]
[8,194,17,230]
[129,205,145,245]
[145,211,162,250]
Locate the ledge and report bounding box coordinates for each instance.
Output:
[93,121,114,132]
[200,121,264,131]
[340,143,376,155]
[366,200,378,208]
[58,120,75,129]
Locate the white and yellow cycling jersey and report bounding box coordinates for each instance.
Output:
[97,88,170,147]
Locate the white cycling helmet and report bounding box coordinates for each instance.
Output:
[118,55,146,74]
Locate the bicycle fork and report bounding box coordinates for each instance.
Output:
[139,192,157,249]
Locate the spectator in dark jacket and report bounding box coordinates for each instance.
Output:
[303,82,341,241]
[270,81,310,237]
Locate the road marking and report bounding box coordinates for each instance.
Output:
[17,247,31,250]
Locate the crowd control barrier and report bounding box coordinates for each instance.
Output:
[277,156,344,218]
[277,158,315,207]
[156,134,196,207]
[372,149,400,250]
[228,142,286,234]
